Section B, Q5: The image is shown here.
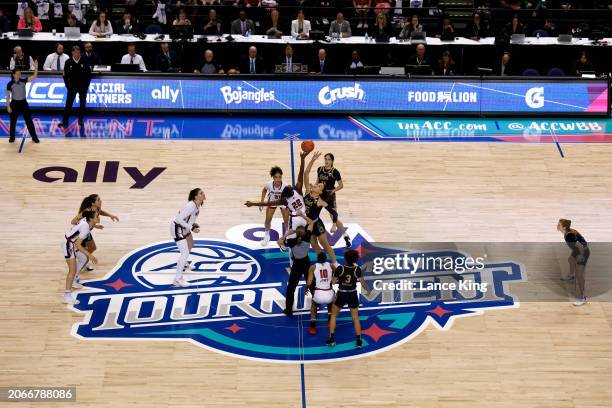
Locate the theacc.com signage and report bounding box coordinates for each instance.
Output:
[1,76,608,115]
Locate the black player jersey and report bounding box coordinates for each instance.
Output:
[304,193,323,220]
[317,166,341,191]
[334,265,362,291]
[565,229,588,257]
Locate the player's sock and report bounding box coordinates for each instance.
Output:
[344,234,351,248]
[262,230,271,246]
[326,333,336,347]
[356,335,363,348]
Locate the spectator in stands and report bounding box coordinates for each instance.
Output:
[265,9,283,38]
[372,12,391,38]
[329,12,351,38]
[203,9,223,35]
[62,45,91,127]
[65,14,84,32]
[120,44,147,71]
[374,0,391,17]
[0,9,11,33]
[542,19,558,37]
[466,12,489,39]
[276,44,302,72]
[9,46,35,70]
[17,7,42,32]
[398,15,423,39]
[201,0,218,4]
[82,42,101,69]
[34,0,51,31]
[493,51,514,76]
[291,10,311,39]
[117,12,139,34]
[244,0,262,7]
[173,9,191,26]
[438,15,455,38]
[156,42,181,72]
[408,43,429,66]
[353,0,371,29]
[231,10,255,35]
[43,43,69,71]
[196,49,224,74]
[89,11,113,37]
[239,46,265,73]
[572,51,594,76]
[435,50,456,75]
[311,48,334,74]
[347,50,365,74]
[503,14,525,36]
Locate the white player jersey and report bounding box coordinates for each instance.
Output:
[314,262,333,290]
[265,180,287,202]
[65,218,91,242]
[286,190,305,215]
[174,201,200,235]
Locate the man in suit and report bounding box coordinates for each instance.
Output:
[231,11,255,35]
[291,10,311,39]
[155,42,181,72]
[408,44,429,66]
[329,12,351,38]
[82,42,101,70]
[239,46,265,74]
[311,48,334,74]
[61,45,91,127]
[276,44,302,73]
[116,12,139,35]
[493,52,514,76]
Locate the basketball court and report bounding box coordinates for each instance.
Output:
[1,114,611,407]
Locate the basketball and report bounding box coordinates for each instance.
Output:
[301,140,315,153]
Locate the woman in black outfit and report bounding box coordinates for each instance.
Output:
[557,219,590,306]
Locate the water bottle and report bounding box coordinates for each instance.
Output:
[536,32,540,39]
[246,29,250,37]
[364,32,369,42]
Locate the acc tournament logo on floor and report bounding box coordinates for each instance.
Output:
[70,221,524,363]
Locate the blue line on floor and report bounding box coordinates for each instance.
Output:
[18,135,26,153]
[555,141,565,158]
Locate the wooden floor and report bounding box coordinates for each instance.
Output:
[1,139,612,407]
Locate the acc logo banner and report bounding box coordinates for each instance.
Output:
[71,222,524,363]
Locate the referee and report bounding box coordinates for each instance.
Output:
[61,45,91,128]
[6,60,40,143]
[279,220,314,317]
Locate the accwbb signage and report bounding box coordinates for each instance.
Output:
[0,77,606,114]
[69,223,525,363]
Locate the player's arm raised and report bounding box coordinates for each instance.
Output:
[295,150,309,195]
[304,151,321,195]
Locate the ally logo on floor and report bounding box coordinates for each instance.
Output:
[70,221,524,363]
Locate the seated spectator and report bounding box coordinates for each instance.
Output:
[82,42,101,69]
[196,49,224,74]
[117,13,139,34]
[347,50,365,73]
[572,51,594,75]
[156,42,181,72]
[231,10,255,35]
[89,11,113,37]
[398,15,423,39]
[408,43,429,66]
[493,51,514,76]
[353,0,371,29]
[0,9,11,33]
[372,12,391,38]
[435,50,456,75]
[173,9,191,26]
[18,7,42,32]
[120,44,147,71]
[266,9,283,38]
[503,14,525,36]
[291,10,311,39]
[10,46,35,70]
[276,44,302,72]
[466,12,488,39]
[201,0,218,4]
[239,46,265,74]
[374,0,391,16]
[203,9,223,35]
[542,19,558,37]
[438,15,455,38]
[311,48,335,74]
[65,14,84,32]
[244,0,262,6]
[329,12,351,38]
[43,43,69,71]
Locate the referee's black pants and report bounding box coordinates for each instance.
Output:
[62,85,88,125]
[9,100,38,142]
[285,256,311,314]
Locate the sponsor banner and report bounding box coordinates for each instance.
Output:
[1,76,607,114]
